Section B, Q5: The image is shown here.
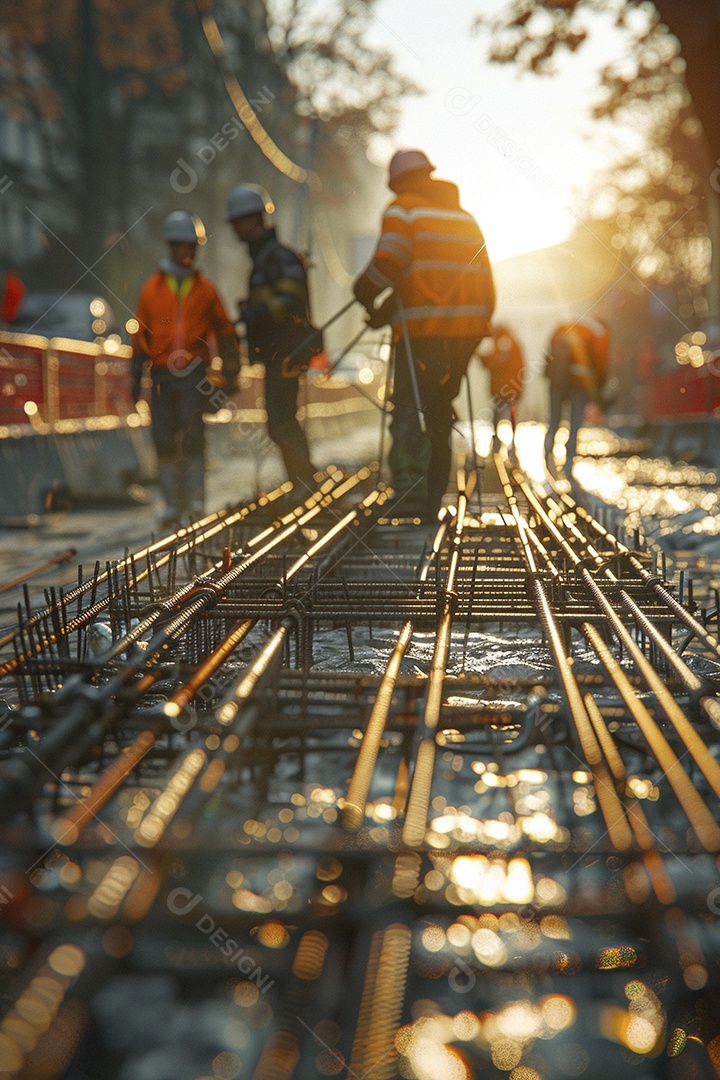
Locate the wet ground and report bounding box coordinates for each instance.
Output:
[0,416,384,618]
[1,415,717,668]
[2,417,720,1080]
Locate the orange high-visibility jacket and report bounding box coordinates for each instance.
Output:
[547,316,609,399]
[359,175,495,342]
[482,325,524,400]
[1,272,25,323]
[132,269,237,372]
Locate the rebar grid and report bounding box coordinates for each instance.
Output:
[0,456,719,1079]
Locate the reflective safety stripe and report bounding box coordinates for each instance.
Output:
[249,285,274,303]
[576,315,605,337]
[402,304,492,320]
[377,240,412,263]
[413,231,481,245]
[366,263,393,289]
[273,277,308,300]
[412,260,492,273]
[405,207,476,223]
[376,250,410,270]
[383,206,412,223]
[164,274,194,302]
[377,231,412,251]
[414,239,487,255]
[362,187,496,339]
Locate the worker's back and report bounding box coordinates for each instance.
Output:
[482,324,524,401]
[547,316,609,401]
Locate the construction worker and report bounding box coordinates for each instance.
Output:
[0,270,25,325]
[544,315,609,473]
[479,323,524,446]
[353,149,495,516]
[131,211,239,526]
[226,184,317,490]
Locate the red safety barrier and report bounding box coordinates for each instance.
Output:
[96,350,135,417]
[52,339,99,421]
[650,363,720,419]
[0,333,134,424]
[0,334,47,424]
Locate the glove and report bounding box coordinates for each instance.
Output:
[366,293,396,329]
[353,273,379,313]
[238,301,267,325]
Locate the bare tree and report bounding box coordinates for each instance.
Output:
[476,0,720,317]
[264,0,417,141]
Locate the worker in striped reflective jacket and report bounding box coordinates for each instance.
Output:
[544,315,609,475]
[353,149,496,517]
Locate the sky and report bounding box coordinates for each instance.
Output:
[364,0,645,263]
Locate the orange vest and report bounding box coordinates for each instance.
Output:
[364,178,495,342]
[132,269,236,370]
[548,317,609,398]
[482,325,524,400]
[1,272,25,323]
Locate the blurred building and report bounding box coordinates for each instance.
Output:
[0,1,387,334]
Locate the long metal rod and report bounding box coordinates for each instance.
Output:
[1,471,345,680]
[582,690,676,904]
[54,616,260,841]
[559,481,720,659]
[582,621,720,851]
[546,487,720,734]
[0,479,295,674]
[402,475,475,847]
[526,571,633,852]
[280,298,358,371]
[580,567,720,808]
[320,324,369,382]
[133,484,386,842]
[0,548,76,596]
[513,460,720,851]
[1,470,374,821]
[496,453,634,851]
[342,518,447,832]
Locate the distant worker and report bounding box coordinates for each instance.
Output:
[353,149,495,517]
[131,211,239,526]
[0,270,25,325]
[544,315,609,473]
[479,323,524,446]
[226,184,318,490]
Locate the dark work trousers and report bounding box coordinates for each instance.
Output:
[264,359,316,491]
[151,374,206,517]
[544,383,588,468]
[390,336,480,514]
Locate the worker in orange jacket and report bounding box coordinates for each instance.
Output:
[0,270,25,324]
[353,149,495,516]
[132,211,239,525]
[544,315,609,472]
[479,323,524,445]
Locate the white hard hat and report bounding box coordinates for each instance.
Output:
[388,149,436,182]
[163,211,206,244]
[225,184,274,222]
